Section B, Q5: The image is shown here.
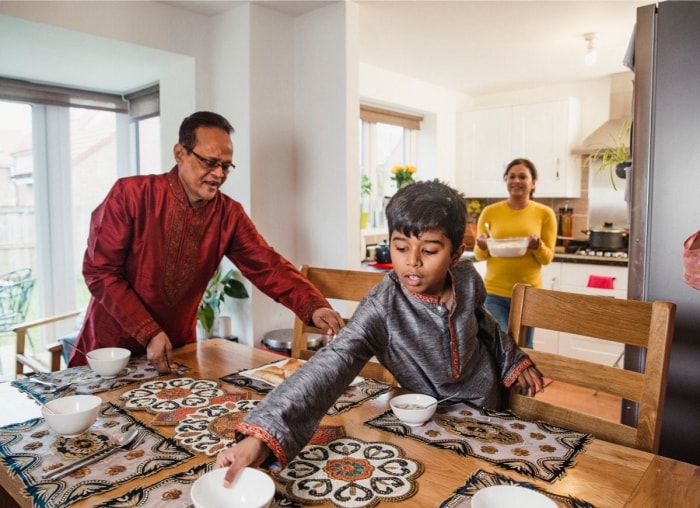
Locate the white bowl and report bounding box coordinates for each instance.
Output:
[87,347,131,378]
[191,467,275,508]
[42,394,102,436]
[390,393,437,427]
[486,236,529,257]
[471,485,556,508]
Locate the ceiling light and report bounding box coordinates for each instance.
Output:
[584,32,597,65]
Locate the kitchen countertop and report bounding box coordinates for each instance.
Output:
[464,251,628,267]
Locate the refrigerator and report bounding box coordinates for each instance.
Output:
[628,1,700,466]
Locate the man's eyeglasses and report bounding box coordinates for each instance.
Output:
[182,145,235,174]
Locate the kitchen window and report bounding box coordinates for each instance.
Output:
[359,105,422,230]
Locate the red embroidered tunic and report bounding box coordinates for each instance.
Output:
[70,167,328,366]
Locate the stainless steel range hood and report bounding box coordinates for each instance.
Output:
[572,75,633,155]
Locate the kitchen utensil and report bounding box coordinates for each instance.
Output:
[486,236,529,257]
[62,339,90,358]
[42,428,142,480]
[581,222,629,250]
[42,394,102,436]
[485,222,493,238]
[86,347,131,378]
[375,240,391,264]
[421,392,461,409]
[27,391,56,415]
[191,467,275,508]
[471,485,556,508]
[390,393,437,426]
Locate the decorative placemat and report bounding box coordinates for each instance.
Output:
[438,469,595,508]
[274,436,423,508]
[365,402,591,482]
[0,403,194,508]
[11,358,191,403]
[174,399,261,456]
[119,377,224,414]
[151,392,249,426]
[221,367,392,416]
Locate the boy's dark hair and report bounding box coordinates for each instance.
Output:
[179,111,234,148]
[385,179,467,254]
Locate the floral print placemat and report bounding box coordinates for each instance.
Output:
[11,358,191,403]
[274,436,423,508]
[365,402,591,483]
[0,403,194,508]
[119,378,224,414]
[438,469,595,508]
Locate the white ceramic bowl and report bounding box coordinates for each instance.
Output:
[390,393,437,427]
[471,485,556,508]
[191,467,275,508]
[87,347,131,378]
[42,394,102,436]
[486,236,529,257]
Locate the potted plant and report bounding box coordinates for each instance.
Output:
[390,165,417,189]
[360,173,372,229]
[589,120,631,190]
[197,267,249,337]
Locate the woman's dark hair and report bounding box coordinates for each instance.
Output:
[385,179,466,255]
[503,157,538,197]
[178,111,234,148]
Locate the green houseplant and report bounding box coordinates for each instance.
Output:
[360,174,372,229]
[197,267,249,334]
[589,120,631,190]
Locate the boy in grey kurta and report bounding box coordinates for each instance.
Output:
[217,180,544,482]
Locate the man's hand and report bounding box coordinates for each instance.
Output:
[215,437,271,487]
[516,366,545,397]
[146,332,175,374]
[311,307,345,336]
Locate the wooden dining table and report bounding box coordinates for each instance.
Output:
[1,338,698,507]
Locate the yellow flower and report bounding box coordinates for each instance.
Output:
[390,165,417,188]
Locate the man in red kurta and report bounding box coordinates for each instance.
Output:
[71,111,343,373]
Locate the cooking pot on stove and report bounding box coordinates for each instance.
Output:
[582,222,629,250]
[375,240,392,264]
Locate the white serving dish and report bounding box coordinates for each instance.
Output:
[471,485,556,508]
[190,467,275,508]
[42,394,102,436]
[87,347,131,378]
[486,236,529,257]
[390,393,437,427]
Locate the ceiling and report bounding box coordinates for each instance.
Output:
[0,1,651,96]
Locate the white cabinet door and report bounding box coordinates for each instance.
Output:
[457,99,581,198]
[532,262,560,352]
[511,100,580,197]
[457,107,512,197]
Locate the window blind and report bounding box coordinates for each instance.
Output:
[360,104,423,130]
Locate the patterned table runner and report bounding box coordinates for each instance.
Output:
[0,403,194,508]
[11,358,191,403]
[221,366,392,416]
[365,402,591,482]
[275,436,423,508]
[438,469,595,508]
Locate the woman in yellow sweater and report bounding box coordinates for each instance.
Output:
[473,158,557,348]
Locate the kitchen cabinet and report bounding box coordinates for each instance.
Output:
[457,98,581,198]
[534,262,628,365]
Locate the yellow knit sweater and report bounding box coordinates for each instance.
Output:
[473,200,557,297]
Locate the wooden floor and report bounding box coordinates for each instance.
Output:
[534,379,623,423]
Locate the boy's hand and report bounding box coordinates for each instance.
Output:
[516,366,545,397]
[215,437,270,488]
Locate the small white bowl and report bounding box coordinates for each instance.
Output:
[471,485,556,508]
[87,347,131,378]
[191,467,275,508]
[42,394,102,436]
[486,236,529,257]
[390,393,437,427]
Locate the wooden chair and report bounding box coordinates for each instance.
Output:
[14,310,82,377]
[506,283,675,453]
[292,265,396,385]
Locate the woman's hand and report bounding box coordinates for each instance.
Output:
[516,366,545,397]
[528,233,541,250]
[215,437,271,487]
[476,233,489,250]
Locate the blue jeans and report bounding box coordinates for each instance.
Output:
[484,294,534,348]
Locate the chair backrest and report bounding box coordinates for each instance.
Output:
[0,278,35,333]
[506,283,675,453]
[292,265,395,384]
[15,310,82,377]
